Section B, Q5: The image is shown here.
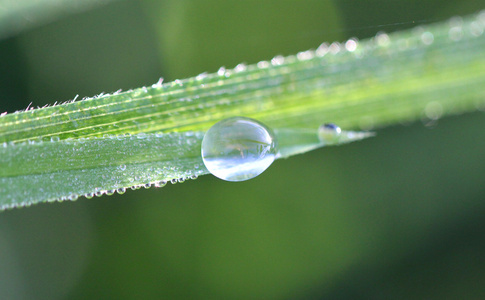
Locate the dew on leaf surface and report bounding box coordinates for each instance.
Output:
[201,117,277,182]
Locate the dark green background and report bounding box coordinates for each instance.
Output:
[0,0,484,299]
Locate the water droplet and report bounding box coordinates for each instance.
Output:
[234,63,247,73]
[329,42,341,54]
[154,180,167,188]
[217,66,226,76]
[271,55,285,66]
[424,101,443,120]
[201,117,277,182]
[119,164,127,171]
[85,193,94,199]
[68,194,79,201]
[296,50,314,61]
[106,190,115,196]
[449,27,463,41]
[143,183,151,189]
[343,38,357,52]
[318,123,342,143]
[116,187,126,194]
[257,61,270,69]
[95,191,104,197]
[375,32,390,47]
[421,31,434,45]
[316,43,329,56]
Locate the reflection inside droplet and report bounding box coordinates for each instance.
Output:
[201,117,277,182]
[318,123,341,143]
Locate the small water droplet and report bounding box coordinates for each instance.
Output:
[143,183,151,189]
[421,31,434,45]
[424,101,443,121]
[201,117,277,182]
[345,38,358,52]
[154,180,167,188]
[257,61,270,69]
[95,191,104,197]
[171,178,178,184]
[106,190,115,196]
[375,31,390,47]
[116,187,126,194]
[271,55,284,66]
[316,43,329,56]
[50,136,60,142]
[68,194,79,201]
[85,193,94,199]
[234,63,247,73]
[119,164,127,171]
[217,66,226,76]
[318,123,342,143]
[329,42,341,54]
[297,50,314,61]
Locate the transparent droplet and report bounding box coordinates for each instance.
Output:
[116,187,126,194]
[318,123,342,143]
[201,117,277,182]
[68,194,79,201]
[154,180,167,188]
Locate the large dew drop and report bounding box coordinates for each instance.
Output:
[201,117,277,182]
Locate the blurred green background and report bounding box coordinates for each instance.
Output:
[1,0,485,299]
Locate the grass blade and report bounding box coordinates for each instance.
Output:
[0,11,484,209]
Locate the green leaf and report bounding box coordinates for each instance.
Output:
[0,11,484,209]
